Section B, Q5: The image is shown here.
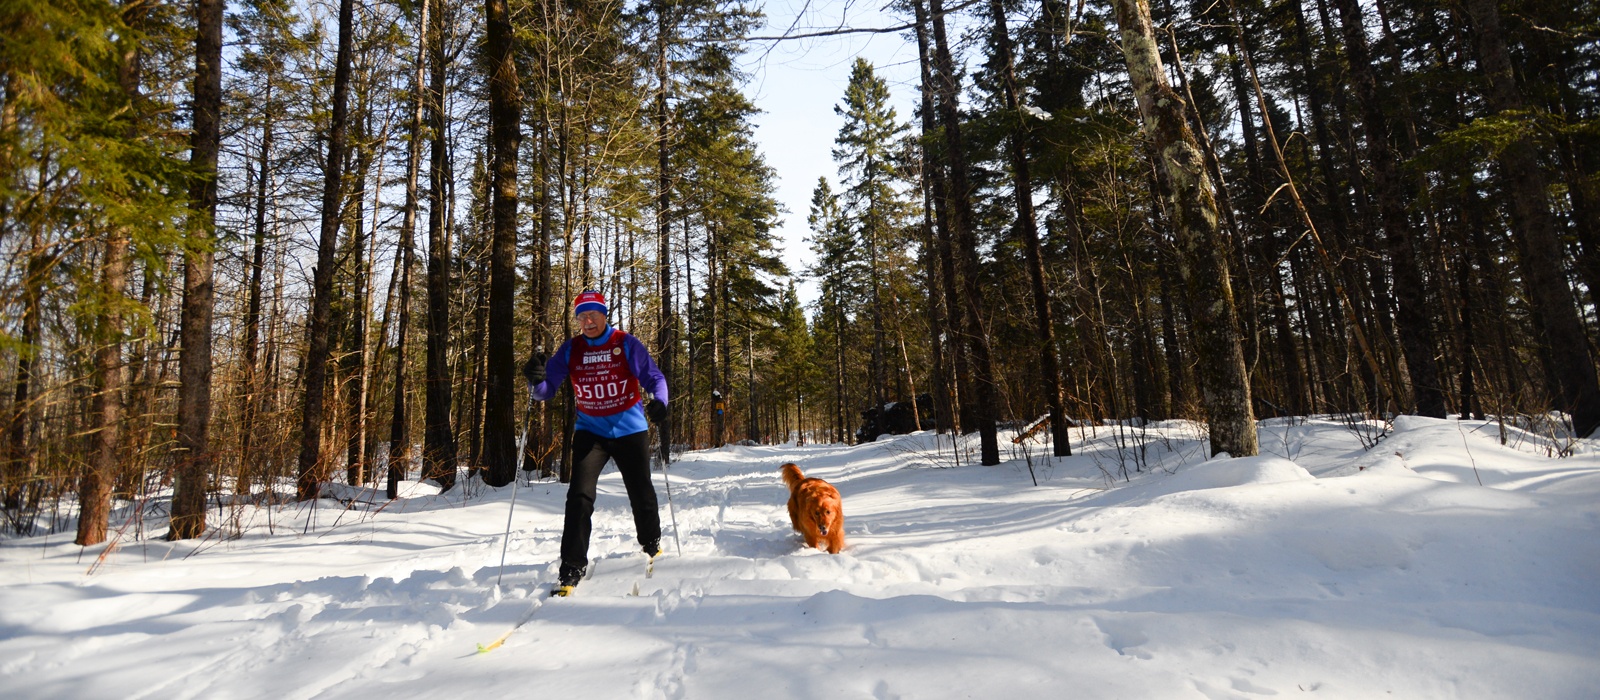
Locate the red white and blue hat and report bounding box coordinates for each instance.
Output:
[574,289,607,317]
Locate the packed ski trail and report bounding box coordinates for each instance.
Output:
[3,417,1599,699]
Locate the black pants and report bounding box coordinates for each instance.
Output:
[561,429,660,568]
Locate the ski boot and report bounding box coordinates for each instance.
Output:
[553,561,586,597]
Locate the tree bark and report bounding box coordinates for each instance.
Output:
[655,7,676,429]
[5,215,44,523]
[240,78,274,497]
[387,0,429,499]
[913,0,962,435]
[482,0,522,487]
[930,0,1000,465]
[77,1,144,546]
[423,0,457,489]
[295,0,355,501]
[170,0,224,536]
[1110,0,1257,457]
[344,111,374,486]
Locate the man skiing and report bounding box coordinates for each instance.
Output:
[523,290,670,596]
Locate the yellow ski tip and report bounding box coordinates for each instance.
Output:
[477,636,508,654]
[552,585,575,597]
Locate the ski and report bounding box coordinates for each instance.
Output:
[475,591,551,654]
[476,558,596,653]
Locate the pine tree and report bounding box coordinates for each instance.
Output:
[772,282,815,443]
[983,0,1069,455]
[1463,0,1600,438]
[832,58,910,412]
[807,177,863,443]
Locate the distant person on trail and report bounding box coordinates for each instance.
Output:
[523,289,670,596]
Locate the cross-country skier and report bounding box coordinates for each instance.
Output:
[523,290,669,595]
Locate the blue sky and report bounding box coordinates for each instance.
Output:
[740,0,924,305]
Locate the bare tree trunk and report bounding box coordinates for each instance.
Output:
[747,328,759,443]
[1110,0,1257,457]
[528,111,554,477]
[81,228,130,544]
[5,222,44,525]
[0,75,29,522]
[423,0,457,489]
[171,0,224,536]
[296,0,355,502]
[467,263,488,471]
[1456,238,1482,420]
[344,113,374,487]
[386,0,429,499]
[912,0,960,435]
[930,0,1000,465]
[358,114,390,483]
[240,78,274,498]
[834,304,846,443]
[655,8,676,429]
[482,0,521,487]
[1464,0,1600,438]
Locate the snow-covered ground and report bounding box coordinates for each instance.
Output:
[3,416,1598,699]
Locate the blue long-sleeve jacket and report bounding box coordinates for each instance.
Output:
[530,326,668,438]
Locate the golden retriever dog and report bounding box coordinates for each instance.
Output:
[782,463,844,554]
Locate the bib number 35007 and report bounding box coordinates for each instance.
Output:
[576,380,629,401]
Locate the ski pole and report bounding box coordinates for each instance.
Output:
[657,418,682,555]
[495,394,533,588]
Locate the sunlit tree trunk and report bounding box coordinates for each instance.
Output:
[386,0,429,499]
[171,0,224,536]
[239,76,275,498]
[296,0,355,501]
[1110,0,1257,457]
[482,0,521,487]
[76,0,151,546]
[423,0,457,489]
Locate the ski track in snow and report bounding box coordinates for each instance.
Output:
[3,417,1600,699]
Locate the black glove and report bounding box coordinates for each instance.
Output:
[522,352,546,385]
[645,398,668,424]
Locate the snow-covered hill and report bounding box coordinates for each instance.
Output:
[3,416,1597,699]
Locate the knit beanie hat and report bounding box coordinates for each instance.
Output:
[574,289,607,317]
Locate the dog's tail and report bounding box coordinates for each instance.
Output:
[781,463,805,492]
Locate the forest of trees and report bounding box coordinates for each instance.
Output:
[2,0,1596,545]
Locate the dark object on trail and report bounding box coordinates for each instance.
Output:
[857,394,935,442]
